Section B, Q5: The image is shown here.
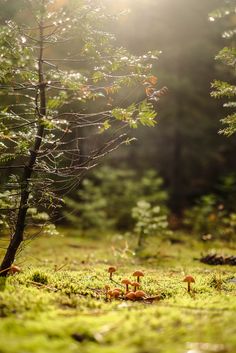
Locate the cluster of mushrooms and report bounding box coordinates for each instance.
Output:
[106,267,146,301]
[105,267,196,301]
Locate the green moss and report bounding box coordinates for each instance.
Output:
[0,232,236,352]
[31,271,49,285]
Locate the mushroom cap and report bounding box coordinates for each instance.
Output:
[183,275,195,283]
[132,270,144,277]
[134,290,146,298]
[126,291,136,300]
[104,285,110,290]
[131,281,140,288]
[108,266,117,273]
[108,290,113,297]
[113,288,122,292]
[9,265,21,274]
[121,279,132,285]
[112,289,120,298]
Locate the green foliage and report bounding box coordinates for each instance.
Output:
[64,167,168,231]
[210,2,236,136]
[209,2,236,22]
[0,0,162,260]
[132,200,172,249]
[111,100,157,129]
[184,194,225,236]
[0,190,14,230]
[216,173,236,210]
[184,188,236,241]
[220,212,236,241]
[0,185,57,235]
[64,179,110,231]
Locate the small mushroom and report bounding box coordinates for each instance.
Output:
[183,275,195,293]
[126,291,136,300]
[121,279,132,293]
[108,266,117,280]
[108,289,114,299]
[9,265,21,275]
[132,270,144,283]
[112,289,120,299]
[113,287,122,293]
[134,290,146,299]
[131,281,140,292]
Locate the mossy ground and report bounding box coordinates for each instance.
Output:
[0,231,236,353]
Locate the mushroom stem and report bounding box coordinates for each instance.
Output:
[108,266,117,281]
[131,282,140,292]
[126,284,129,293]
[183,275,195,293]
[104,286,109,300]
[133,271,144,284]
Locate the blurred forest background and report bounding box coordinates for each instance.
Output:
[1,0,236,235]
[108,0,236,213]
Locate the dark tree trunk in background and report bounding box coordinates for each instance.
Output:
[169,58,184,214]
[170,119,183,214]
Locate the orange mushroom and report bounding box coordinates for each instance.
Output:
[113,287,122,293]
[112,289,120,299]
[131,281,140,292]
[107,289,113,299]
[126,291,136,300]
[183,275,195,293]
[121,278,132,293]
[132,270,144,283]
[134,290,146,299]
[9,265,21,275]
[108,266,117,280]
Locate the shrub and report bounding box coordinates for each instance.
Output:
[221,213,236,241]
[64,167,168,231]
[184,192,236,241]
[132,200,172,249]
[183,194,226,237]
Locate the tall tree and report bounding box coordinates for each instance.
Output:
[0,0,163,274]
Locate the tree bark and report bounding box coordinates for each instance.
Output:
[0,2,46,275]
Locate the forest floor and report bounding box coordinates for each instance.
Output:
[0,230,236,353]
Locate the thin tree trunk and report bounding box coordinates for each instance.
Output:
[0,2,46,276]
[137,231,145,250]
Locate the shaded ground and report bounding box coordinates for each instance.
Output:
[0,231,236,353]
